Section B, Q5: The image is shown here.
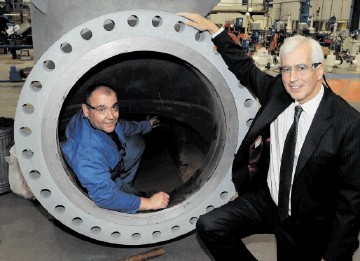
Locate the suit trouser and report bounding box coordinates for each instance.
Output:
[196,185,329,261]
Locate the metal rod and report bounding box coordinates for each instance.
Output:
[0,45,32,49]
[0,80,25,83]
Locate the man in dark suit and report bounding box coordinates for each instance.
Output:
[178,13,360,261]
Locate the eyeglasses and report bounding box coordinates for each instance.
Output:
[279,63,321,75]
[85,102,120,114]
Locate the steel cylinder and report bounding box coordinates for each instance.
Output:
[14,2,258,245]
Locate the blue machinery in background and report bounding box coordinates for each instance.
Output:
[299,0,311,24]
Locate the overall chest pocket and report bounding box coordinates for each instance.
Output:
[109,147,126,180]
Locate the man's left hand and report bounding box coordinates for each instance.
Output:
[148,115,160,128]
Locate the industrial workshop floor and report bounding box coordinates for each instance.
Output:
[0,52,360,261]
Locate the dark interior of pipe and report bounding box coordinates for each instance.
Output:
[58,51,226,209]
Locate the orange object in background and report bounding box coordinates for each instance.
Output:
[239,33,249,39]
[255,43,262,52]
[224,21,239,44]
[328,79,360,102]
[269,33,278,52]
[228,32,239,43]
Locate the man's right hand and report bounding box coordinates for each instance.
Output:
[177,13,220,35]
[139,192,170,211]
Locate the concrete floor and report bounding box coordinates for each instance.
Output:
[0,51,359,261]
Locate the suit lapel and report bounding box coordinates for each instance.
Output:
[244,90,292,146]
[294,87,333,181]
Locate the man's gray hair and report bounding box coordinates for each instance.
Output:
[279,34,324,65]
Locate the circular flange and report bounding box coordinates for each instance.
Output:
[14,10,258,245]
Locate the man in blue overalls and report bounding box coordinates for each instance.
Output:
[61,83,169,213]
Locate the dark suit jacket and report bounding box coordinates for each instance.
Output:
[213,30,360,260]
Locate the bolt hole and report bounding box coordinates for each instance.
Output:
[72,217,83,226]
[152,231,161,239]
[131,233,141,240]
[40,189,51,198]
[22,103,34,114]
[80,28,93,40]
[244,99,254,108]
[103,19,115,31]
[55,205,65,214]
[20,126,32,137]
[189,217,198,225]
[152,16,163,27]
[220,191,229,200]
[29,170,40,180]
[30,81,42,92]
[60,42,72,53]
[206,205,215,213]
[111,231,121,238]
[43,60,55,71]
[171,225,180,233]
[127,15,139,27]
[174,21,185,32]
[246,119,253,128]
[22,149,34,159]
[195,31,206,42]
[91,226,101,234]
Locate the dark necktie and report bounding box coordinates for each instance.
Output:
[278,105,303,221]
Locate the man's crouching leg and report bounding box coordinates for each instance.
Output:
[121,135,145,185]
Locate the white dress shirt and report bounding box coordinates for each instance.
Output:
[211,27,224,38]
[267,85,324,215]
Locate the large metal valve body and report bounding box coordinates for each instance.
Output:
[14,0,258,245]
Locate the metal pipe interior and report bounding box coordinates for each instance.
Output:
[58,51,226,208]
